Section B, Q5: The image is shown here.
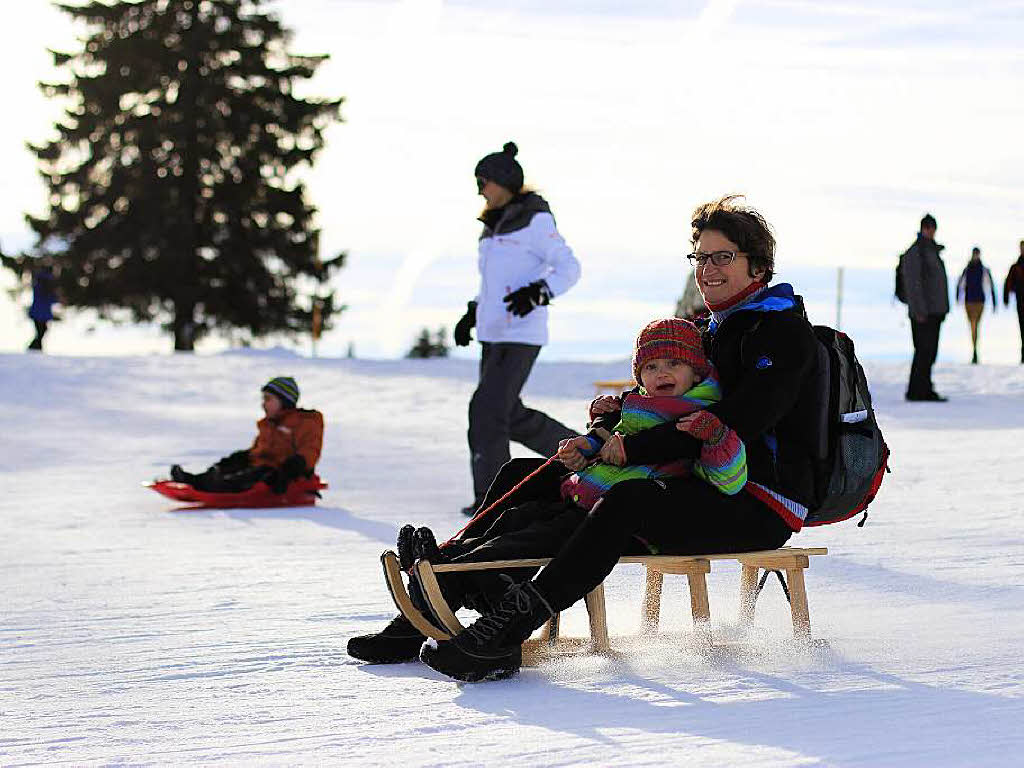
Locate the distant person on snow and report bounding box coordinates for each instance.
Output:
[347,317,748,665]
[452,141,581,516]
[901,213,950,401]
[169,377,323,494]
[955,247,997,364]
[674,267,706,320]
[27,264,59,352]
[1004,240,1024,363]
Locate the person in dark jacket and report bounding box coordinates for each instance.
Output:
[417,195,822,683]
[453,142,582,515]
[901,214,950,400]
[955,247,997,364]
[1004,241,1024,363]
[27,265,58,352]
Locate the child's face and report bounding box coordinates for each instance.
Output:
[639,358,699,396]
[262,391,285,418]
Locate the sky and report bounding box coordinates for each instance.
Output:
[1,0,1022,360]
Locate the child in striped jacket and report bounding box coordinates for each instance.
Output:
[558,317,746,511]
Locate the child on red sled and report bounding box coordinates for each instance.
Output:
[170,376,324,495]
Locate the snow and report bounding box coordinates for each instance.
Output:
[2,351,1023,765]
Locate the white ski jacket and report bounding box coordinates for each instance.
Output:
[474,193,581,346]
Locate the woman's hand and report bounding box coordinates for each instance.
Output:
[598,432,627,466]
[557,436,592,471]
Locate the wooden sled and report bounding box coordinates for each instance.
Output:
[412,547,828,661]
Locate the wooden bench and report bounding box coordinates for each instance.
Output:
[593,378,634,396]
[412,546,828,655]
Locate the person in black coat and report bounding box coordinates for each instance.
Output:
[419,195,824,682]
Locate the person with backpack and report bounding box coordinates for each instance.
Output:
[955,247,997,364]
[417,195,831,683]
[452,141,582,516]
[1004,240,1024,364]
[899,214,950,401]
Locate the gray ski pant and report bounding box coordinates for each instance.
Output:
[468,342,577,504]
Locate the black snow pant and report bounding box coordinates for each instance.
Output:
[532,476,793,614]
[28,320,48,351]
[179,451,274,493]
[467,342,577,505]
[907,313,944,398]
[433,458,585,612]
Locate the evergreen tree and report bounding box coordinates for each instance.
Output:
[5,0,344,350]
[406,327,450,359]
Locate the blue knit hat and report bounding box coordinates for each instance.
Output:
[262,376,299,408]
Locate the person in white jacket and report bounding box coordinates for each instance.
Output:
[453,142,582,515]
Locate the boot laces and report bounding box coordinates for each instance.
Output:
[464,579,535,646]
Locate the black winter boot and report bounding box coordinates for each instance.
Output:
[413,527,446,564]
[170,465,196,484]
[419,580,555,682]
[397,524,416,571]
[347,614,426,664]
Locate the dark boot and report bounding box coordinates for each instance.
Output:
[413,527,446,564]
[419,580,554,682]
[170,464,196,484]
[347,614,426,664]
[397,524,416,571]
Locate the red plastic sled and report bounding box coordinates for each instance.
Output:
[145,475,328,509]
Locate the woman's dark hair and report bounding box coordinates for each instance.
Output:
[690,195,775,282]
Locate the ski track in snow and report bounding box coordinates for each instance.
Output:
[1,352,1022,766]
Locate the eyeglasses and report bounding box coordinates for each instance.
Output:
[686,250,739,267]
[476,176,488,193]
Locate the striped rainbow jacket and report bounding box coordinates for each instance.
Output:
[560,374,747,511]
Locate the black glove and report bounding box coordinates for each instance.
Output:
[266,469,288,495]
[454,300,477,346]
[280,454,309,481]
[503,280,551,317]
[268,456,308,495]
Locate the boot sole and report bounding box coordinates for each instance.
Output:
[419,644,521,683]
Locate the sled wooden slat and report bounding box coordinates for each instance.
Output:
[419,546,828,653]
[429,547,827,572]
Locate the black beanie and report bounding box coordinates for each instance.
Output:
[474,141,524,193]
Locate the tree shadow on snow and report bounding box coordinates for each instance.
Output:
[450,647,1021,765]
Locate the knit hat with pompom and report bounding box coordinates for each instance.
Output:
[474,141,524,193]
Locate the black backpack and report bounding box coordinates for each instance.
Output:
[803,326,890,526]
[894,252,907,303]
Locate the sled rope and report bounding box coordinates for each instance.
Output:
[442,456,559,548]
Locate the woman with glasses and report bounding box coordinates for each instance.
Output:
[451,141,582,516]
[417,195,825,683]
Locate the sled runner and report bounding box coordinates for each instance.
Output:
[380,550,451,641]
[411,547,827,658]
[145,475,327,509]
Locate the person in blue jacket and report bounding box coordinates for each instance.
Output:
[28,265,58,352]
[955,247,997,364]
[452,142,582,515]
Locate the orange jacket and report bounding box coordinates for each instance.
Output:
[249,408,324,471]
